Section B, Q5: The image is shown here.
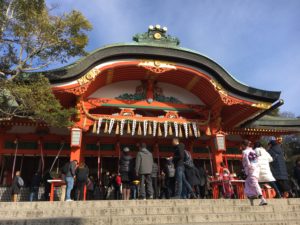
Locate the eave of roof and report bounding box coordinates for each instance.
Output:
[251,115,300,131]
[20,42,281,103]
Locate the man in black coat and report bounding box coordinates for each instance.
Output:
[119,147,133,200]
[102,171,111,200]
[75,162,89,200]
[171,138,195,199]
[294,158,300,187]
[197,166,207,198]
[268,140,290,197]
[29,172,41,201]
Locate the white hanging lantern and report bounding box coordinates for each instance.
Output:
[215,133,226,151]
[71,128,82,147]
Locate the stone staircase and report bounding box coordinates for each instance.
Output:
[0,199,300,225]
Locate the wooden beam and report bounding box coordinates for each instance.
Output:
[105,69,114,85]
[186,76,199,91]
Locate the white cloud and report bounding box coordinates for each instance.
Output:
[47,0,300,114]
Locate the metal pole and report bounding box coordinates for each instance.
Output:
[11,139,18,179]
[49,142,65,173]
[56,158,60,174]
[39,139,45,176]
[19,154,24,173]
[97,142,101,182]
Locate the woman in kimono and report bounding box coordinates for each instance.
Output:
[241,140,267,206]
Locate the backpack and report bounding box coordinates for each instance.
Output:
[61,162,70,174]
[184,150,194,168]
[166,163,175,178]
[17,177,24,187]
[115,175,122,186]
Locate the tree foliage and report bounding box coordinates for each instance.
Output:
[0,0,92,77]
[0,0,92,127]
[0,76,76,127]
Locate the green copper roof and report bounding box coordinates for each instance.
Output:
[251,115,300,131]
[19,26,281,103]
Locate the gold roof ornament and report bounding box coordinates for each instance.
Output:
[138,60,177,74]
[251,102,272,109]
[77,67,100,85]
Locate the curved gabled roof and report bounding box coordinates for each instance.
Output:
[26,27,281,104]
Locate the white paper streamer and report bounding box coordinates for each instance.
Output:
[108,119,115,134]
[131,120,137,136]
[153,121,157,136]
[183,123,188,138]
[120,119,125,135]
[174,122,178,137]
[143,120,148,136]
[192,122,198,138]
[164,121,168,137]
[96,118,102,134]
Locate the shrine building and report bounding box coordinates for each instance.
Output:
[1,25,299,184]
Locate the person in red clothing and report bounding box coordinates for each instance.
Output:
[219,162,233,198]
[113,173,122,200]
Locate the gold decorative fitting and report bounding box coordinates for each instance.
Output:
[251,102,272,109]
[210,79,244,106]
[154,32,162,39]
[77,67,100,85]
[138,60,176,73]
[65,85,89,95]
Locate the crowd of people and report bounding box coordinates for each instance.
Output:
[9,138,300,204]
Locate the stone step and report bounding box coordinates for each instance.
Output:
[1,198,299,211]
[1,199,300,225]
[1,221,299,225]
[0,204,300,219]
[0,212,300,225]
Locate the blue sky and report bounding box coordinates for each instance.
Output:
[48,0,300,115]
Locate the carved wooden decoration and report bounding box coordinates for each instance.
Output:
[138,60,176,73]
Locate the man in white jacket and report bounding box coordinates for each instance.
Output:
[254,142,281,198]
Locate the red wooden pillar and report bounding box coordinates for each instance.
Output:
[210,136,225,175]
[70,146,82,162]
